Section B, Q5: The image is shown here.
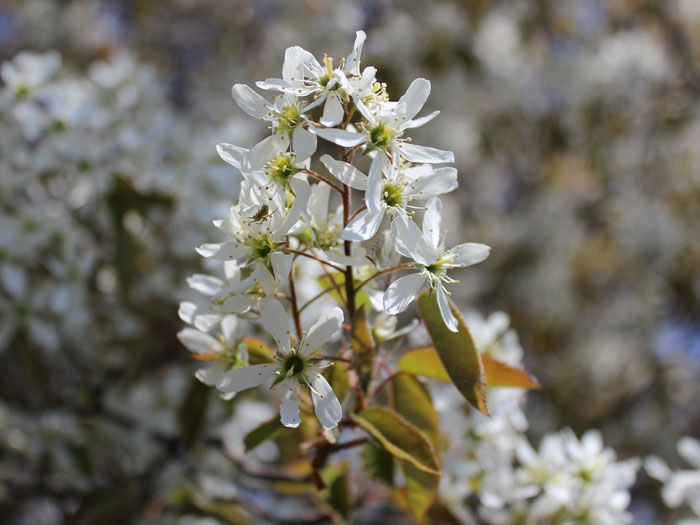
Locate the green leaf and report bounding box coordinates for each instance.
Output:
[361,441,394,486]
[243,418,284,453]
[399,346,540,390]
[351,306,375,392]
[352,407,441,475]
[393,375,440,522]
[319,463,350,520]
[417,290,488,415]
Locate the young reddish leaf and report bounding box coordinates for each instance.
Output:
[239,337,275,364]
[352,407,441,475]
[417,290,488,415]
[399,346,540,390]
[482,354,541,390]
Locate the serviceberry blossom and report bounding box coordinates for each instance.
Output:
[181,31,490,432]
[646,436,700,523]
[216,299,343,429]
[384,197,490,331]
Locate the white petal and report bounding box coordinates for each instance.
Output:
[346,30,366,75]
[283,46,305,83]
[365,155,384,215]
[404,110,440,129]
[384,273,426,314]
[678,437,700,468]
[392,215,438,265]
[310,126,366,147]
[396,78,431,122]
[253,264,277,296]
[178,301,197,324]
[309,180,331,224]
[448,243,491,267]
[216,364,276,393]
[301,306,344,354]
[177,328,220,355]
[186,273,224,295]
[221,315,238,342]
[222,294,255,314]
[244,134,288,171]
[320,154,368,190]
[270,252,293,280]
[292,125,317,161]
[422,197,442,247]
[255,78,292,92]
[341,209,383,241]
[437,284,458,332]
[644,456,671,482]
[195,366,224,386]
[216,143,247,169]
[195,242,250,261]
[398,142,454,164]
[231,83,270,119]
[274,177,311,239]
[260,298,292,352]
[280,391,301,428]
[311,374,342,429]
[320,92,344,127]
[193,314,223,333]
[405,169,458,198]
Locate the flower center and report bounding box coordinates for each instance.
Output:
[251,236,275,261]
[282,353,306,376]
[368,122,395,151]
[266,153,299,185]
[382,182,404,208]
[275,104,302,134]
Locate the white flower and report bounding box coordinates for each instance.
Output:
[305,177,368,267]
[216,299,344,429]
[177,315,246,400]
[0,51,61,95]
[196,178,310,296]
[310,77,451,164]
[216,141,309,195]
[383,197,490,331]
[647,436,700,519]
[333,152,457,241]
[231,83,317,164]
[256,31,371,128]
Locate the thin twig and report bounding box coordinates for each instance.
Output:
[299,282,345,313]
[288,255,303,339]
[303,169,343,194]
[354,263,414,293]
[282,248,345,272]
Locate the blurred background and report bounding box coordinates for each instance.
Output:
[1,0,699,523]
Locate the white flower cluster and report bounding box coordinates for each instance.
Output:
[179,31,490,429]
[434,312,640,525]
[646,437,700,525]
[0,50,237,355]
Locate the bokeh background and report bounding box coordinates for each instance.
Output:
[1,0,699,523]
